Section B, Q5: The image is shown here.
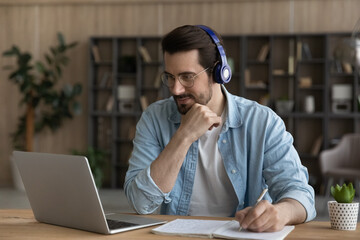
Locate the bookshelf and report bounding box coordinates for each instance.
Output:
[89,33,359,190]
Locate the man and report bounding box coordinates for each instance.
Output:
[124,25,316,232]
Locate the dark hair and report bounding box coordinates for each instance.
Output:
[161,25,224,75]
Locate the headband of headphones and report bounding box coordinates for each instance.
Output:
[196,25,232,84]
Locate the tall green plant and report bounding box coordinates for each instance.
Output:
[3,33,82,151]
[72,147,107,188]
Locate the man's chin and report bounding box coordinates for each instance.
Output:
[177,103,191,115]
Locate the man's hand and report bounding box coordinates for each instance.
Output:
[178,103,222,142]
[235,199,306,232]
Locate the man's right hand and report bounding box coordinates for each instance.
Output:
[178,103,222,143]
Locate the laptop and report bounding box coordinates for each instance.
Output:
[13,150,166,234]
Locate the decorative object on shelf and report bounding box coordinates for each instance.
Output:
[328,183,358,231]
[333,18,360,75]
[299,77,312,88]
[332,84,352,113]
[304,95,315,113]
[72,147,107,188]
[2,33,82,152]
[117,85,136,113]
[275,97,294,114]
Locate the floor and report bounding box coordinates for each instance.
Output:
[2,188,358,222]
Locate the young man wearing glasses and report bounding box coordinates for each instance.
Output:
[124,25,316,232]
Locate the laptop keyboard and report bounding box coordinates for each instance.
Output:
[106,219,139,230]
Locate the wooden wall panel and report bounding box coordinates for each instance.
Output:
[293,0,360,32]
[0,6,38,186]
[0,0,359,186]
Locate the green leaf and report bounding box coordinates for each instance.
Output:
[67,42,78,49]
[35,62,46,73]
[2,46,20,56]
[57,32,65,47]
[331,183,355,203]
[72,101,82,115]
[45,54,53,64]
[73,83,82,95]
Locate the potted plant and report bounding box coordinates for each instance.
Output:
[72,147,107,189]
[3,33,82,152]
[328,182,359,230]
[275,96,294,114]
[3,33,82,190]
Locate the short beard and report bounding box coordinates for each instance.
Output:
[174,81,213,115]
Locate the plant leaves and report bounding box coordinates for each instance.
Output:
[331,183,355,203]
[57,32,65,47]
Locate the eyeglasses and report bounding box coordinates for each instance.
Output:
[160,67,210,88]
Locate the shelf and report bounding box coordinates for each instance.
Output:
[89,33,360,189]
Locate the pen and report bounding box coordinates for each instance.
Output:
[238,188,268,231]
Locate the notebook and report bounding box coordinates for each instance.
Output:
[13,150,166,234]
[152,219,295,240]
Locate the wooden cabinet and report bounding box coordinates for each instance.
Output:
[89,33,359,190]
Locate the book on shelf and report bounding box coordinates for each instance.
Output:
[91,45,101,63]
[288,39,295,74]
[99,72,112,87]
[342,62,353,74]
[138,46,152,63]
[140,95,149,111]
[273,69,285,75]
[244,69,251,86]
[256,44,269,61]
[296,41,302,61]
[153,67,163,88]
[311,135,323,156]
[152,219,294,240]
[302,43,312,60]
[333,60,343,73]
[105,95,115,112]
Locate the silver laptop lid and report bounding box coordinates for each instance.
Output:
[13,151,110,234]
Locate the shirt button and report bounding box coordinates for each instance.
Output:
[231,169,237,174]
[222,139,227,144]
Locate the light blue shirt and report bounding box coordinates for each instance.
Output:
[124,87,316,221]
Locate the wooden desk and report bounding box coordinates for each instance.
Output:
[1,209,359,239]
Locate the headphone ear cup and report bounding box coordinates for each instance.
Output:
[213,63,223,84]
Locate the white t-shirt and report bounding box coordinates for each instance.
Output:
[188,110,238,217]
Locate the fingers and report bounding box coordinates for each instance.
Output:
[235,200,286,232]
[180,103,222,141]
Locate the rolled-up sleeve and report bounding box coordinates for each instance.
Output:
[263,114,316,222]
[125,166,171,214]
[124,107,172,214]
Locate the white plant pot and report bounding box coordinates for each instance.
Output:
[10,155,25,191]
[328,201,359,230]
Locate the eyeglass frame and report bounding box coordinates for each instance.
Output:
[160,67,211,88]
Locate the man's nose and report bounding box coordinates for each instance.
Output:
[170,78,186,95]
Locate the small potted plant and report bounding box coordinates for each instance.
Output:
[328,182,359,230]
[275,96,294,114]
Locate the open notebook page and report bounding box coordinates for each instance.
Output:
[213,220,295,240]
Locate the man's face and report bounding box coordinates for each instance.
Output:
[164,50,213,114]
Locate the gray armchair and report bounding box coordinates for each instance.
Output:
[319,133,360,198]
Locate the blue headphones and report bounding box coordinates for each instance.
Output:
[197,25,232,84]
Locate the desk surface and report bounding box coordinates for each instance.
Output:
[1,209,359,239]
